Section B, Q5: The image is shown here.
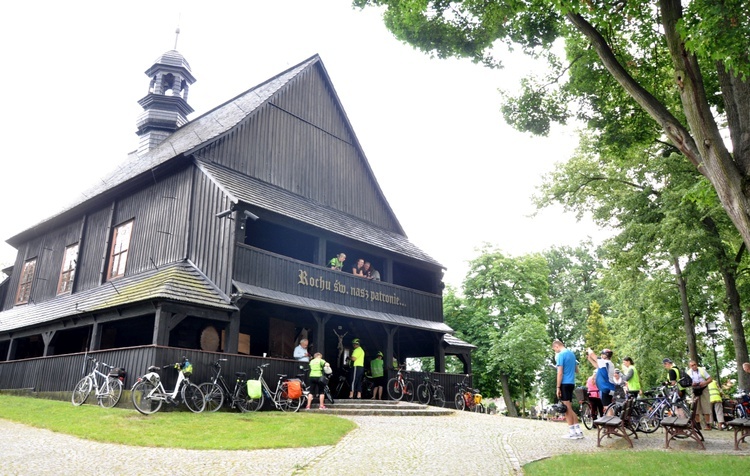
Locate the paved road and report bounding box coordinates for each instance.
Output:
[0,412,744,475]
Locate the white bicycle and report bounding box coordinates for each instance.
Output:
[131,357,205,414]
[71,356,124,408]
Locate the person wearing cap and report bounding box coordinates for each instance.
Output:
[370,351,385,400]
[552,339,584,439]
[586,347,616,407]
[663,358,686,398]
[349,338,365,399]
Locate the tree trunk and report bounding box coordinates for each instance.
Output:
[702,218,750,390]
[673,258,698,363]
[499,372,518,417]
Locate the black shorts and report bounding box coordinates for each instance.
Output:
[560,384,575,402]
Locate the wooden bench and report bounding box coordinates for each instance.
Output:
[593,397,636,448]
[661,399,704,449]
[726,418,750,451]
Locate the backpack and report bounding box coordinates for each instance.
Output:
[677,372,692,388]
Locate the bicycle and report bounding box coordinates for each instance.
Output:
[416,372,446,407]
[198,358,251,412]
[244,363,304,412]
[574,386,595,430]
[131,357,205,414]
[71,356,124,408]
[734,389,750,418]
[333,368,374,399]
[386,365,415,402]
[608,386,689,433]
[454,375,483,412]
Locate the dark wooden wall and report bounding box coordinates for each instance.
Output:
[2,167,194,311]
[198,64,402,234]
[188,168,235,295]
[233,244,443,323]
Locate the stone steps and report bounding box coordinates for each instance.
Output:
[308,398,454,416]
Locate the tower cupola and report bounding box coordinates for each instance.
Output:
[136,45,196,156]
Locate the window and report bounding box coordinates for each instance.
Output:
[57,243,79,295]
[15,258,37,305]
[107,220,134,280]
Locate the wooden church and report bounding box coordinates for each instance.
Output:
[0,47,474,396]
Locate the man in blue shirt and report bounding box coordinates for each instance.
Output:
[553,339,583,439]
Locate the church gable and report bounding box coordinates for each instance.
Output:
[196,60,403,234]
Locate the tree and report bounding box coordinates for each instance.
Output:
[459,246,550,416]
[355,1,750,256]
[491,314,549,416]
[584,300,613,355]
[357,1,750,387]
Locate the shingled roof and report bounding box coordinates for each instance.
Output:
[197,159,442,267]
[9,56,319,246]
[0,260,236,333]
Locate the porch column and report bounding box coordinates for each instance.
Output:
[224,311,240,353]
[89,322,102,351]
[152,307,170,345]
[6,339,17,361]
[312,312,331,355]
[42,331,55,357]
[383,325,398,371]
[434,334,445,373]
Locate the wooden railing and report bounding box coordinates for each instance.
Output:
[233,244,443,322]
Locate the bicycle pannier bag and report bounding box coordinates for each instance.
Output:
[108,367,127,385]
[247,379,262,399]
[286,379,302,399]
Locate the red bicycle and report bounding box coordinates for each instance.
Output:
[386,366,414,402]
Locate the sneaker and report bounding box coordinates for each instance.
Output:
[561,433,579,439]
[319,405,327,410]
[304,407,311,411]
[575,433,584,439]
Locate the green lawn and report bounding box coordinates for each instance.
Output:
[0,394,355,450]
[524,451,749,475]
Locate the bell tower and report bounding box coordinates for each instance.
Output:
[136,29,196,156]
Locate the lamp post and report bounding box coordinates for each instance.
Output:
[706,322,721,387]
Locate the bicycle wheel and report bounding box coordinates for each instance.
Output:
[735,404,747,419]
[455,392,466,411]
[433,387,446,408]
[199,383,224,412]
[245,388,264,412]
[386,377,403,401]
[277,382,302,412]
[132,380,162,415]
[235,384,251,413]
[71,377,93,406]
[182,383,205,413]
[416,383,431,405]
[403,380,415,403]
[580,402,594,430]
[99,377,123,408]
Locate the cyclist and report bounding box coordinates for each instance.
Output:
[586,369,603,418]
[621,356,641,398]
[348,338,365,399]
[305,352,329,410]
[662,358,686,398]
[370,351,385,400]
[587,348,616,408]
[552,339,583,439]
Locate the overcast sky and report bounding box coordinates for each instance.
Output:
[0,1,604,288]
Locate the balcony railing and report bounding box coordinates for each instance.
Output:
[233,244,443,322]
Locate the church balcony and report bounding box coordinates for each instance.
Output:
[232,244,444,324]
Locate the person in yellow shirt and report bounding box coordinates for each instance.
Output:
[370,351,385,400]
[349,338,365,399]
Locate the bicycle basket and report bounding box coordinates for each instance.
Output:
[180,362,193,377]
